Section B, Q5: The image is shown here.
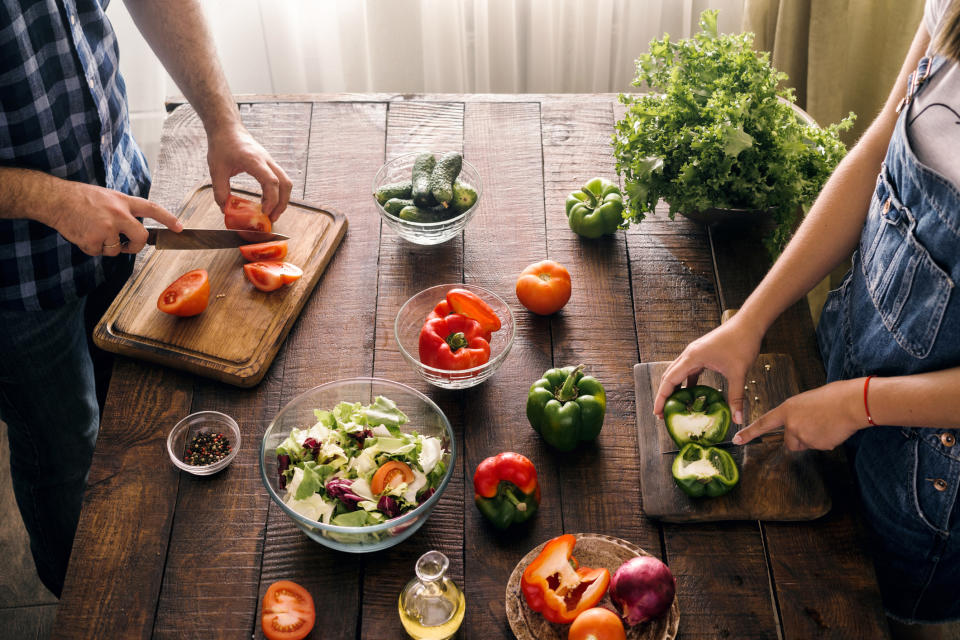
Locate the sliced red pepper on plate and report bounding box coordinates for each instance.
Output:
[520,534,611,624]
[418,314,491,370]
[446,288,501,333]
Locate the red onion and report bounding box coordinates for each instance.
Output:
[609,556,675,625]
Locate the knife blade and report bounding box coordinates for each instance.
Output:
[144,228,289,250]
[660,430,784,454]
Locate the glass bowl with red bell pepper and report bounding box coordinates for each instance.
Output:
[372,152,482,245]
[395,284,516,389]
[259,378,456,553]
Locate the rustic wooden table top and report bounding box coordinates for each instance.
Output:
[55,94,890,639]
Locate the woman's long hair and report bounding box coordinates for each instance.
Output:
[936,0,960,60]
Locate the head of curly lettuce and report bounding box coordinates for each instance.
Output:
[613,9,854,256]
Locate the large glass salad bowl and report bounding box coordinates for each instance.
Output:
[260,378,456,553]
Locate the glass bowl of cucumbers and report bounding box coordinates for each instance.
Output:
[373,151,482,245]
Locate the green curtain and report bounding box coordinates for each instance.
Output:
[742,0,924,321]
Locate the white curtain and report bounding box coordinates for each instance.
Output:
[111,0,744,167]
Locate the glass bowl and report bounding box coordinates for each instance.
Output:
[395,284,515,389]
[167,411,241,476]
[372,151,482,245]
[259,378,456,553]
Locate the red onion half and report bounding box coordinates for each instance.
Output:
[609,556,675,625]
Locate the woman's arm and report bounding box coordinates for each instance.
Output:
[653,23,931,423]
[122,0,292,220]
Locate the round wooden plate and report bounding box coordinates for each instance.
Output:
[505,533,680,640]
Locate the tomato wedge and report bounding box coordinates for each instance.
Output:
[261,580,315,640]
[371,460,415,495]
[238,240,288,262]
[446,288,501,333]
[224,195,272,233]
[243,261,303,292]
[157,269,209,317]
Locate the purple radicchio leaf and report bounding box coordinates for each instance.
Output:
[302,437,322,459]
[277,455,290,490]
[417,487,435,505]
[325,477,364,510]
[377,495,401,519]
[348,429,374,448]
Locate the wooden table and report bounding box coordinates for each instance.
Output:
[55,94,890,639]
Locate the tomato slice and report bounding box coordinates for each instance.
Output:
[261,580,315,640]
[238,240,288,262]
[224,195,272,233]
[370,460,415,495]
[446,288,501,333]
[243,261,303,292]
[157,269,210,317]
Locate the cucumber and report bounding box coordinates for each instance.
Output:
[411,153,437,207]
[398,205,454,224]
[383,197,414,215]
[429,152,463,208]
[374,180,412,205]
[450,180,478,214]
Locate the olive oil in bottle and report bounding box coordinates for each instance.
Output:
[398,550,465,639]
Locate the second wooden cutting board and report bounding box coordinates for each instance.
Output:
[634,354,831,522]
[94,184,346,387]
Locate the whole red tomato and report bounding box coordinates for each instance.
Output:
[515,260,571,315]
[568,607,626,640]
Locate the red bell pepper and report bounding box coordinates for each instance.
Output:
[446,288,501,334]
[418,314,491,370]
[520,534,611,624]
[473,452,540,529]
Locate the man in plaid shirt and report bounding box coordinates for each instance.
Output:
[0,0,292,596]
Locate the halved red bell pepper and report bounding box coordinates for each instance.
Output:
[418,314,491,370]
[473,452,540,529]
[427,294,496,342]
[520,534,611,624]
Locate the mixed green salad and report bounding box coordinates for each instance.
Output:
[275,396,448,528]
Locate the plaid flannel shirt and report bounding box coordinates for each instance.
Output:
[0,0,150,310]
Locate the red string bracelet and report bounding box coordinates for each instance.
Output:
[863,375,877,427]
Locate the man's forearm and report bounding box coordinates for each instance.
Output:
[122,0,240,134]
[0,167,69,225]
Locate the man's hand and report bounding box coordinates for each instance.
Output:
[207,124,292,221]
[732,378,869,451]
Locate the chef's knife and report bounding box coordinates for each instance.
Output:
[144,228,289,250]
[660,430,784,454]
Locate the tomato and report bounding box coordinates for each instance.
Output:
[238,240,288,262]
[515,260,572,315]
[446,288,501,333]
[568,607,626,640]
[261,580,315,640]
[156,269,210,317]
[224,195,272,233]
[243,261,303,292]
[370,460,415,495]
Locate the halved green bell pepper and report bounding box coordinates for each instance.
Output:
[526,364,606,451]
[565,177,624,238]
[663,384,731,448]
[672,442,740,498]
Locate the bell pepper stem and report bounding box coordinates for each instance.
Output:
[557,364,585,402]
[581,187,598,209]
[691,394,707,412]
[503,486,528,511]
[446,331,468,352]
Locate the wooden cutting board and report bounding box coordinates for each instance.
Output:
[634,354,831,522]
[94,184,347,387]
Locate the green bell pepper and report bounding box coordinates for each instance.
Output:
[526,364,606,451]
[663,384,731,448]
[565,177,624,238]
[671,442,740,498]
[473,452,540,530]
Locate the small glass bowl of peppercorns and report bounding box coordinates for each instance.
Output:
[167,411,241,476]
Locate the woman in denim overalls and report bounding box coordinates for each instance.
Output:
[653,5,960,632]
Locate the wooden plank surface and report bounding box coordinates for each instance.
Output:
[635,355,831,522]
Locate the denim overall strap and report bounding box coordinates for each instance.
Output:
[816,54,960,624]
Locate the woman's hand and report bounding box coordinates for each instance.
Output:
[652,315,764,425]
[206,124,292,221]
[732,378,869,451]
[47,181,182,256]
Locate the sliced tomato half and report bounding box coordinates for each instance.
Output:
[157,269,210,317]
[370,460,415,495]
[224,195,272,233]
[238,240,288,262]
[243,261,303,292]
[261,580,315,640]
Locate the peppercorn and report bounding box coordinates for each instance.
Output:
[184,431,232,466]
